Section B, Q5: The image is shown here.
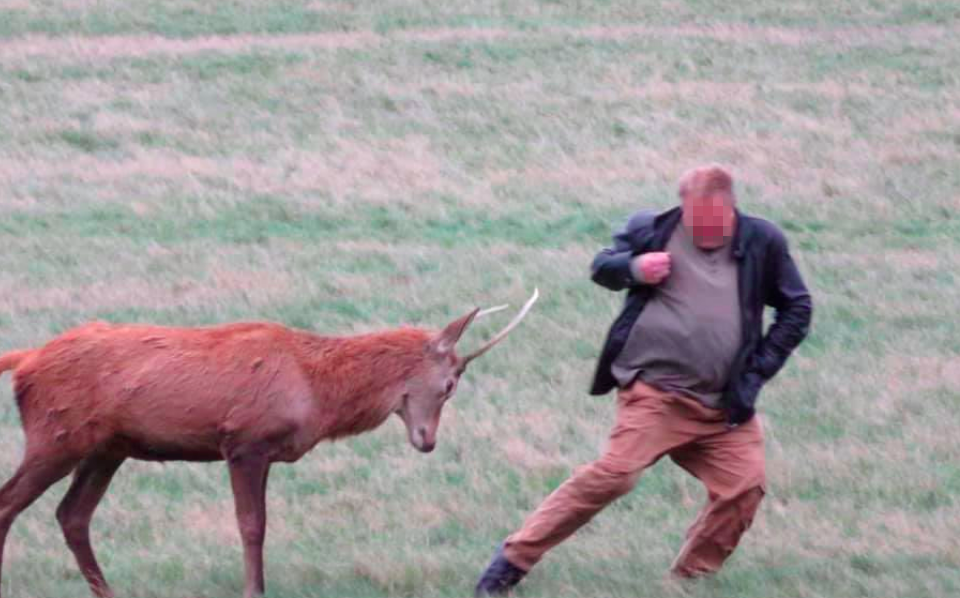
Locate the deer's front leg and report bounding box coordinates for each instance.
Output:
[224,445,271,598]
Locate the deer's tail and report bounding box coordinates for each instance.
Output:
[0,350,33,375]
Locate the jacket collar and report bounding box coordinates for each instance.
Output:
[731,209,748,260]
[652,206,683,250]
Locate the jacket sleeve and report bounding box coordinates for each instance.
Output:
[750,227,813,381]
[590,211,655,291]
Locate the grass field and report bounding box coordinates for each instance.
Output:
[1,1,959,596]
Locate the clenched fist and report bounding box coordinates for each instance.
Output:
[634,252,672,284]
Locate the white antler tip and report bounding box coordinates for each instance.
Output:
[460,287,541,365]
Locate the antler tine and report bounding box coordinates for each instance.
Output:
[460,288,539,366]
[476,304,509,318]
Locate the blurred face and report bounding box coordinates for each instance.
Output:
[682,193,736,249]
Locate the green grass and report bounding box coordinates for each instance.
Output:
[1,1,959,597]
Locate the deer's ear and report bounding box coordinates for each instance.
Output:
[430,308,480,355]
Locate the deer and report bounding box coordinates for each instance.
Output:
[0,289,538,598]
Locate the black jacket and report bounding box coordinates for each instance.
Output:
[589,206,813,425]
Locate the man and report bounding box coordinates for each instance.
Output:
[475,164,812,595]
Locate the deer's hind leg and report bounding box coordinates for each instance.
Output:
[0,447,83,598]
[56,454,125,598]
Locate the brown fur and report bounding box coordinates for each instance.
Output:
[0,313,480,598]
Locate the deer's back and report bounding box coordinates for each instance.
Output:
[14,321,316,461]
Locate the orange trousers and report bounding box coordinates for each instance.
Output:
[504,380,766,577]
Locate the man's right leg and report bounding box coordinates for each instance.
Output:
[476,381,694,595]
[501,451,643,571]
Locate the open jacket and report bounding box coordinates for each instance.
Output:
[589,206,813,425]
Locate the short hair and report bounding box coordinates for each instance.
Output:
[677,164,735,204]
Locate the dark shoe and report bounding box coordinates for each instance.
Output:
[474,544,527,596]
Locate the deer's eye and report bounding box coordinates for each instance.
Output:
[445,380,455,394]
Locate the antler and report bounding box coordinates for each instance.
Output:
[459,288,539,367]
[475,304,509,318]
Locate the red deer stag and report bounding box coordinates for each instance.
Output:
[0,289,538,598]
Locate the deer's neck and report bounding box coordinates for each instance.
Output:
[297,329,430,441]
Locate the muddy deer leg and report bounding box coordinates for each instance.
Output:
[0,453,80,598]
[56,455,125,598]
[225,447,271,598]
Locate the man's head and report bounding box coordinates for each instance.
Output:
[678,164,737,249]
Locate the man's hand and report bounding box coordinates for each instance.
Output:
[634,252,672,284]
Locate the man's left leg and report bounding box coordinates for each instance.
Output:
[669,415,766,578]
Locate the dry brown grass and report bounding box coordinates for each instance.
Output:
[0,268,293,314]
[1,22,952,65]
[0,136,448,203]
[0,32,379,63]
[565,23,951,47]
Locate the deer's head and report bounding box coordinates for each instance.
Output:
[395,289,539,453]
